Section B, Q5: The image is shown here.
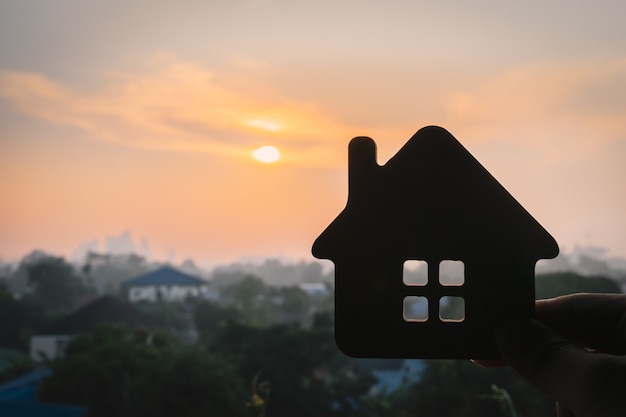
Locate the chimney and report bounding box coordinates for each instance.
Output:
[348,136,378,202]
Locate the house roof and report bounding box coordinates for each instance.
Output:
[0,367,51,397]
[35,296,160,336]
[313,126,558,261]
[122,266,206,287]
[0,400,88,417]
[0,367,88,417]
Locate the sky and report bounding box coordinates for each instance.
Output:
[1,0,625,265]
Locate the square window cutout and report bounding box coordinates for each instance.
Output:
[403,296,428,322]
[403,260,428,286]
[439,296,465,322]
[439,260,464,286]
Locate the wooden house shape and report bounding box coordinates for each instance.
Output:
[312,126,558,359]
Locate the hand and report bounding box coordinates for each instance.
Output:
[490,293,626,417]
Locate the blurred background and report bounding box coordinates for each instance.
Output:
[1,1,625,416]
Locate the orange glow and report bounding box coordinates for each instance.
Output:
[1,27,625,264]
[246,119,282,132]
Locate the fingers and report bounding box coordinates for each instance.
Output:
[496,319,626,417]
[474,293,626,367]
[495,320,587,404]
[478,294,626,416]
[536,293,626,354]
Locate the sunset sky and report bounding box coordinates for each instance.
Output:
[1,1,625,265]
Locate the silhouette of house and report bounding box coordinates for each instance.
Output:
[122,266,211,302]
[30,296,159,360]
[313,126,558,358]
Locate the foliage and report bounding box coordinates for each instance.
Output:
[0,347,34,383]
[131,347,247,417]
[211,259,332,287]
[26,256,91,315]
[220,275,272,326]
[214,276,325,327]
[136,300,191,332]
[7,250,623,417]
[84,252,151,294]
[273,286,311,320]
[402,360,553,417]
[38,323,248,417]
[535,271,622,299]
[361,384,415,417]
[209,317,375,417]
[0,286,47,351]
[194,300,241,342]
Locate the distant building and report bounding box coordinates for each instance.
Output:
[104,230,136,255]
[30,296,159,361]
[122,266,213,303]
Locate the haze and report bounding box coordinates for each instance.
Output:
[1,1,625,264]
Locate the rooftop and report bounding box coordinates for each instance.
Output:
[36,296,160,336]
[123,266,206,287]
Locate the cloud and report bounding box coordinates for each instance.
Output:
[1,55,625,169]
[439,58,626,151]
[0,56,351,167]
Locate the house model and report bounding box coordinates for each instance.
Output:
[312,126,558,359]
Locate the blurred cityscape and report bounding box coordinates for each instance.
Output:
[0,238,624,416]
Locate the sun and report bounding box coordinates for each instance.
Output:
[252,146,281,163]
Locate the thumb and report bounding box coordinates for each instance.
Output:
[495,319,590,412]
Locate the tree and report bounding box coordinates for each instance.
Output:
[193,300,241,342]
[536,271,621,299]
[27,257,90,315]
[38,323,248,417]
[0,285,46,351]
[221,275,272,326]
[131,347,248,417]
[209,319,375,417]
[402,360,553,417]
[271,286,311,324]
